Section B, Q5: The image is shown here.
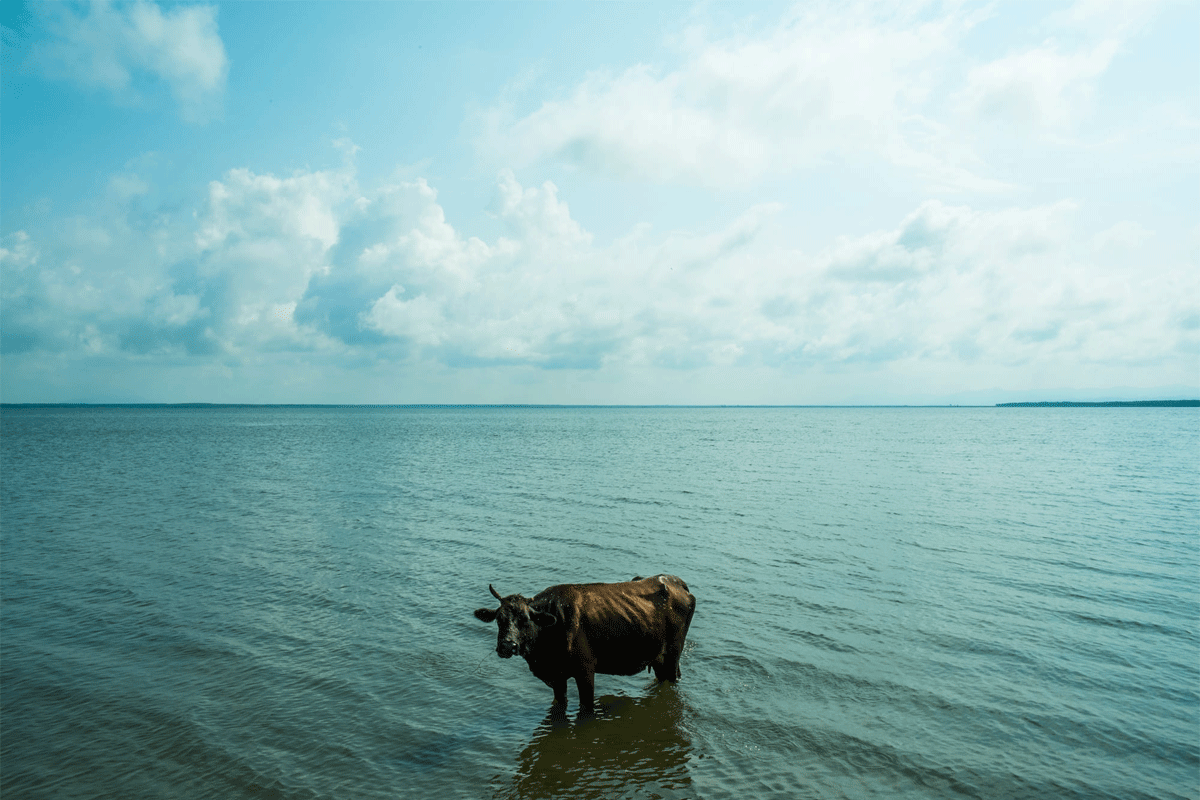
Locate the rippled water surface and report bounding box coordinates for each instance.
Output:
[2,406,1197,799]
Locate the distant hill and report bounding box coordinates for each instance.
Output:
[996,400,1199,408]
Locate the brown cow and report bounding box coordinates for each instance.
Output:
[473,574,696,714]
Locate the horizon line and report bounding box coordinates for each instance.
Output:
[3,400,1197,409]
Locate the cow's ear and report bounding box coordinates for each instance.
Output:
[474,608,498,623]
[532,610,557,628]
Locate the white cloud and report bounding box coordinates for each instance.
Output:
[493,169,592,252]
[34,0,227,123]
[481,3,1002,191]
[811,200,1198,371]
[2,153,1193,395]
[364,287,446,347]
[0,154,358,359]
[957,0,1168,132]
[354,178,492,292]
[482,1,1172,191]
[197,168,348,253]
[352,174,1193,377]
[1093,220,1154,251]
[193,164,358,352]
[1044,0,1163,40]
[958,39,1120,127]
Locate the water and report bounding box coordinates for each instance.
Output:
[2,406,1197,799]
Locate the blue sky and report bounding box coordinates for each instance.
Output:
[2,0,1197,404]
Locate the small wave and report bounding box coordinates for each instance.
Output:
[1060,610,1197,641]
[787,628,860,654]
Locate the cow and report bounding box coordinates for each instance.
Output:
[473,574,696,714]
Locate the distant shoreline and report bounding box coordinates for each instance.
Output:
[1,401,1196,409]
[996,400,1199,408]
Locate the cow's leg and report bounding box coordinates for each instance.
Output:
[575,671,596,715]
[652,658,677,683]
[667,608,693,682]
[657,630,687,683]
[549,678,568,709]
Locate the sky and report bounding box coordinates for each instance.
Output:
[1,0,1197,405]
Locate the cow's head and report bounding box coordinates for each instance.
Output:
[474,584,557,659]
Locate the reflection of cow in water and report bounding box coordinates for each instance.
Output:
[495,688,694,800]
[474,575,696,714]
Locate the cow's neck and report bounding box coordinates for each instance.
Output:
[521,635,556,675]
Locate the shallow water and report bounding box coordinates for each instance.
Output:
[2,406,1197,799]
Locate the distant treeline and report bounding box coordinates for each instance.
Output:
[997,400,1199,408]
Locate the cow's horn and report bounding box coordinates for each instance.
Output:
[489,584,503,601]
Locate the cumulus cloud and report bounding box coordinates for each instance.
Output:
[357,171,612,368]
[193,165,356,352]
[815,200,1199,371]
[33,0,227,122]
[2,151,1194,391]
[0,153,356,361]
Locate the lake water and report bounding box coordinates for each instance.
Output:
[2,406,1197,799]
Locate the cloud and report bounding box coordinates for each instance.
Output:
[1043,0,1164,40]
[359,171,613,368]
[33,0,227,122]
[480,3,1005,191]
[957,0,1165,131]
[190,164,359,353]
[0,232,44,354]
[808,200,1199,370]
[1093,220,1153,251]
[2,152,1194,393]
[0,152,357,361]
[958,39,1120,128]
[481,0,1170,189]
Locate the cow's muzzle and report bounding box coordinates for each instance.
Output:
[497,642,518,659]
